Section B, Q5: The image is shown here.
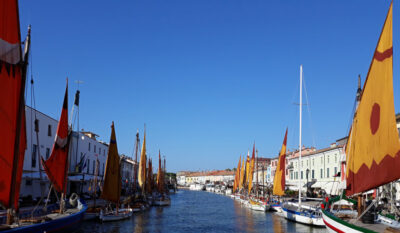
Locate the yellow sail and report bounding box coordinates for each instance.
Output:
[138,130,147,191]
[273,128,288,196]
[157,151,164,193]
[233,155,241,192]
[248,144,255,195]
[239,157,245,191]
[101,122,121,203]
[346,3,400,195]
[245,152,250,186]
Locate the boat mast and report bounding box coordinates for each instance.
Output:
[133,130,139,192]
[298,65,303,208]
[256,149,258,198]
[7,26,31,225]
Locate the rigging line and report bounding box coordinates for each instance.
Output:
[302,73,317,149]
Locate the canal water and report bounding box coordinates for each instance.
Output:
[77,190,327,233]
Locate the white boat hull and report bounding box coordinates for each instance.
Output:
[99,208,133,222]
[282,205,324,227]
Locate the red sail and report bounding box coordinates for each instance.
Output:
[0,0,26,210]
[42,84,69,194]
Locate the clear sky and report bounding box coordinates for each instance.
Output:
[18,1,400,172]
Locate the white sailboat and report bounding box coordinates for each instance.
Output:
[281,65,324,226]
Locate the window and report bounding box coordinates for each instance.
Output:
[32,144,37,168]
[320,168,323,178]
[312,170,315,179]
[327,168,330,177]
[334,167,337,176]
[301,171,303,179]
[48,124,52,137]
[88,143,91,152]
[26,179,32,186]
[290,171,293,180]
[46,148,50,159]
[87,159,90,174]
[296,172,298,180]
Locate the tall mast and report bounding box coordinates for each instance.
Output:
[7,26,31,224]
[298,65,303,208]
[133,130,139,192]
[256,149,258,198]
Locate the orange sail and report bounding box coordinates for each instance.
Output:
[146,158,153,194]
[0,0,27,210]
[101,122,122,203]
[157,151,164,193]
[346,2,400,195]
[42,83,69,194]
[233,155,241,192]
[245,152,250,186]
[248,144,255,195]
[273,128,288,196]
[239,157,245,191]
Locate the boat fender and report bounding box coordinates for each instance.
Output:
[69,193,79,207]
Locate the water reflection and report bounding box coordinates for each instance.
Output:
[78,190,327,233]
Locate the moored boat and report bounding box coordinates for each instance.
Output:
[322,2,400,232]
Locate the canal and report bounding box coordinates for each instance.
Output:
[77,190,327,233]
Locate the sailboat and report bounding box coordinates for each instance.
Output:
[153,151,171,206]
[99,122,133,222]
[322,3,400,232]
[231,155,241,199]
[281,65,324,226]
[0,1,88,230]
[246,144,269,212]
[271,128,288,213]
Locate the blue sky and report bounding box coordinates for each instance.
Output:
[18,1,400,172]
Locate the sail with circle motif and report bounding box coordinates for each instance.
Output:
[345,2,400,196]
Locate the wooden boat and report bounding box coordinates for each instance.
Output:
[99,208,133,222]
[153,151,171,206]
[322,3,400,232]
[0,3,88,229]
[98,122,133,222]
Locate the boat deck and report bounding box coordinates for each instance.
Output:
[353,220,400,233]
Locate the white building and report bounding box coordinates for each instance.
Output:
[21,106,109,199]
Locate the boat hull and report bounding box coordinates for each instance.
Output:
[282,205,325,227]
[2,199,87,233]
[99,208,133,222]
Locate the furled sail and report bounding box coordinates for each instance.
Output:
[346,3,400,195]
[101,122,121,203]
[42,83,69,194]
[273,128,288,196]
[0,0,26,210]
[138,130,147,191]
[248,144,255,195]
[245,152,250,186]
